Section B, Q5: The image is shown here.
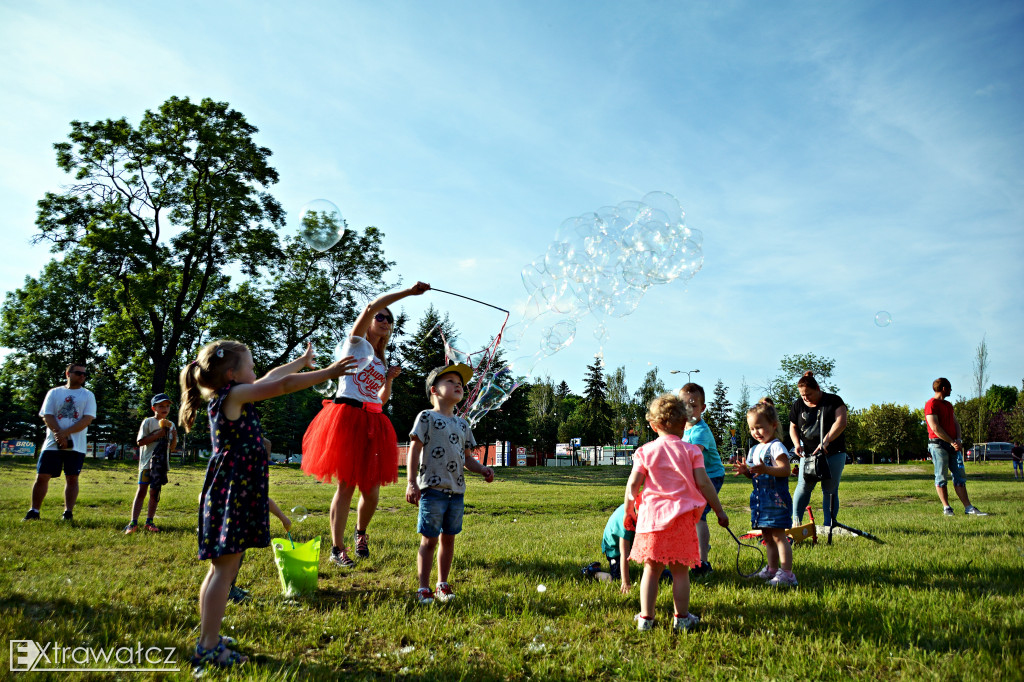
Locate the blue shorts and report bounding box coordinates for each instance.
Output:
[929,443,966,487]
[138,469,163,489]
[700,475,725,521]
[417,488,464,538]
[37,450,85,478]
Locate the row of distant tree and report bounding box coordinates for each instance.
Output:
[1,95,1020,461]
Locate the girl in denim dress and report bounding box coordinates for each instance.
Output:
[737,402,797,588]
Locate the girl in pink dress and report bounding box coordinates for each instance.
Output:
[626,392,729,632]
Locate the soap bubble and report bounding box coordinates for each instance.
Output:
[313,379,337,397]
[536,584,547,593]
[874,311,892,327]
[507,192,703,380]
[290,506,309,523]
[541,319,576,353]
[335,337,375,371]
[296,199,346,251]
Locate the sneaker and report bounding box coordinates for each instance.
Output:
[227,585,251,604]
[435,582,455,603]
[690,561,713,577]
[767,569,798,588]
[22,510,40,522]
[754,565,776,581]
[123,522,139,535]
[416,587,435,605]
[328,548,355,568]
[964,506,988,516]
[354,531,369,559]
[943,506,955,516]
[144,522,161,532]
[60,510,73,522]
[672,612,701,632]
[635,613,655,631]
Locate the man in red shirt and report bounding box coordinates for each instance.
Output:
[924,378,985,517]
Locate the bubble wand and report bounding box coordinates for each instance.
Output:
[430,288,509,313]
[429,288,513,421]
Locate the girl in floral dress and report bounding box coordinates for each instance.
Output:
[179,340,355,670]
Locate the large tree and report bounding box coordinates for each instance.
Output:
[605,365,631,440]
[387,305,460,436]
[33,96,286,393]
[704,379,731,448]
[632,368,665,443]
[765,353,838,442]
[860,403,927,463]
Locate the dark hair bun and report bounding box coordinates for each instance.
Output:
[803,371,814,377]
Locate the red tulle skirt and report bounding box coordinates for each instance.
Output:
[301,401,399,489]
[629,508,701,568]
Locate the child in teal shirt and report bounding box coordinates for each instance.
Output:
[601,501,638,593]
[680,383,725,576]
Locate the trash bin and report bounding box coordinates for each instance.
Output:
[271,536,321,597]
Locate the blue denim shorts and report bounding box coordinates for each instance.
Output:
[700,475,725,521]
[929,443,966,487]
[417,488,464,538]
[37,450,85,478]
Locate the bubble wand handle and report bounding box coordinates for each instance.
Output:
[431,288,509,313]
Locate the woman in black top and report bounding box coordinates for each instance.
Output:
[789,371,848,526]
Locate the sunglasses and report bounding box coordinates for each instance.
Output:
[374,312,394,324]
[69,370,88,377]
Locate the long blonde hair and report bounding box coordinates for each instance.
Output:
[178,339,248,432]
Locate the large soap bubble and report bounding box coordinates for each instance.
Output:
[296,199,346,251]
[504,191,703,380]
[874,311,892,327]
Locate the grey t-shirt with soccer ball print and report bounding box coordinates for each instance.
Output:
[410,410,477,495]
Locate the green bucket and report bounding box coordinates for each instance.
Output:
[271,535,321,597]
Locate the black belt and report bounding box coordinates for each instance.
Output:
[333,397,364,408]
[929,439,954,450]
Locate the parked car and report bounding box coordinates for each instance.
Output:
[965,442,1014,461]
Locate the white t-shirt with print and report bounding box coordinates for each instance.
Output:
[39,386,97,453]
[334,336,387,405]
[409,410,477,494]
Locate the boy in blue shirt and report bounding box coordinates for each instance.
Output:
[680,383,725,576]
[406,363,494,605]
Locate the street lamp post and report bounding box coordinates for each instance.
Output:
[670,369,701,382]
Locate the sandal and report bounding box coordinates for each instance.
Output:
[190,639,247,669]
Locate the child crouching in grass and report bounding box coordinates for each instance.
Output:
[405,363,494,604]
[627,392,728,632]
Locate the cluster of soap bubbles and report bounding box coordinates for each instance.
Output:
[502,192,703,375]
[442,334,521,428]
[314,336,377,397]
[294,199,346,251]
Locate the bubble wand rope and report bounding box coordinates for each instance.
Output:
[725,527,768,579]
[431,288,510,314]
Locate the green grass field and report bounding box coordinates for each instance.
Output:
[1,457,1021,681]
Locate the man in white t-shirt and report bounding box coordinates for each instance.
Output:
[23,363,97,522]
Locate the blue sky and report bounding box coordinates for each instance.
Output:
[1,1,1022,412]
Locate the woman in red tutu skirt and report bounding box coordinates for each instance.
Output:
[303,281,431,567]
